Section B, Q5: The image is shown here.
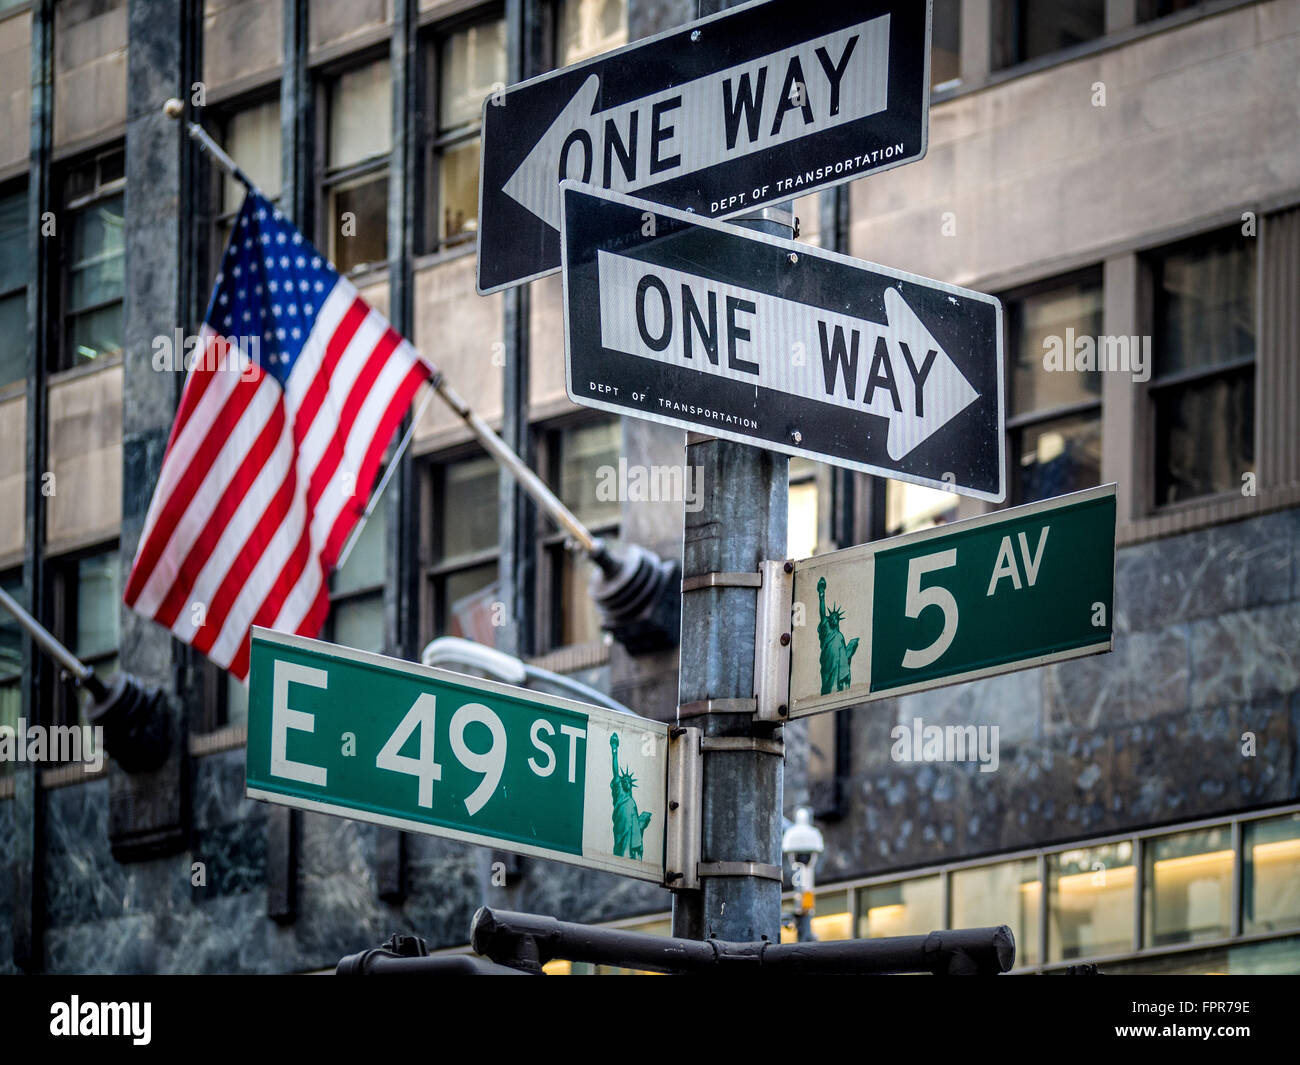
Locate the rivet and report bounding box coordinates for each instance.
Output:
[780,633,791,647]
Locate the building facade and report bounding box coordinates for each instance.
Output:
[0,0,1298,974]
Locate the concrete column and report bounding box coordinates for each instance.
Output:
[1101,253,1142,526]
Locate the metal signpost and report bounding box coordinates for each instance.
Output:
[477,0,932,293]
[765,484,1117,721]
[560,181,1006,501]
[246,628,673,884]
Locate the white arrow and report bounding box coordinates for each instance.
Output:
[596,252,979,461]
[502,16,891,232]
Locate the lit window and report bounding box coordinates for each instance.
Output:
[885,481,957,537]
[787,456,820,561]
[428,453,500,643]
[325,60,391,275]
[1142,827,1233,947]
[545,419,620,650]
[1047,841,1134,961]
[556,0,628,66]
[63,150,126,369]
[432,19,505,249]
[994,0,1105,70]
[0,188,25,388]
[858,875,943,938]
[1005,272,1103,504]
[1243,813,1300,934]
[951,859,1041,966]
[1149,228,1256,505]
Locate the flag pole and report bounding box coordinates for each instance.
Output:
[166,101,611,567]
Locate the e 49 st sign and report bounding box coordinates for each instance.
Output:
[246,629,669,882]
[478,0,931,292]
[786,485,1117,718]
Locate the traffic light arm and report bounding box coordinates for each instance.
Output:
[469,906,1015,975]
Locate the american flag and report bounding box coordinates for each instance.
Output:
[124,190,430,679]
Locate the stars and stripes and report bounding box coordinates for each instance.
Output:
[124,190,430,680]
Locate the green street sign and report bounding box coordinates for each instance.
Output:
[246,629,669,882]
[787,484,1116,718]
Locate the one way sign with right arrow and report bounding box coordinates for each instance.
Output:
[478,0,931,294]
[560,183,1006,502]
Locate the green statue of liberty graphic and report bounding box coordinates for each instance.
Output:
[817,576,860,695]
[610,733,652,860]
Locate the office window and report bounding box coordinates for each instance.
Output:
[217,99,282,253]
[858,875,943,938]
[0,573,21,776]
[431,18,505,249]
[556,0,627,65]
[780,889,852,943]
[1243,814,1300,934]
[544,419,620,649]
[1006,272,1103,503]
[931,0,961,88]
[951,859,1041,967]
[428,453,500,644]
[0,188,25,388]
[788,457,820,562]
[62,150,126,369]
[994,0,1105,70]
[1047,841,1134,961]
[325,59,391,275]
[1149,228,1256,505]
[1143,827,1233,947]
[325,499,388,655]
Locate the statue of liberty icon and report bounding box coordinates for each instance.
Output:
[817,576,860,695]
[610,733,652,860]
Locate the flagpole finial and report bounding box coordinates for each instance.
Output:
[163,97,185,120]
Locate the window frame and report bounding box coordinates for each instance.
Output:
[0,179,27,390]
[421,445,503,646]
[57,147,127,373]
[536,414,620,654]
[422,7,507,256]
[1000,266,1106,506]
[44,543,120,744]
[1143,226,1260,512]
[317,49,394,278]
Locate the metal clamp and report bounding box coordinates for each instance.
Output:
[698,736,784,757]
[678,698,757,718]
[697,861,783,881]
[753,560,794,721]
[665,726,702,891]
[681,571,763,593]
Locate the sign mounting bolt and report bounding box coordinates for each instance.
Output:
[780,633,791,647]
[690,29,701,41]
[788,252,799,264]
[792,430,803,444]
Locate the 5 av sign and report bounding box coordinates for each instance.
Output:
[478,0,931,292]
[780,485,1117,719]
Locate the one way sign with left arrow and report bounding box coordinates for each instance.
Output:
[560,183,1006,502]
[477,0,931,294]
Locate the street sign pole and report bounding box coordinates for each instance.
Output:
[669,0,789,947]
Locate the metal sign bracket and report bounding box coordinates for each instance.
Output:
[665,725,702,890]
[753,560,794,722]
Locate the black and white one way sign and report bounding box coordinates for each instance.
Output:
[478,0,931,293]
[561,184,1005,502]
